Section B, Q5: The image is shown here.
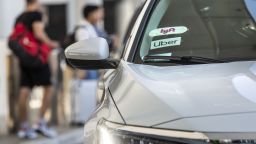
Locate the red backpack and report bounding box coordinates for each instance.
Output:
[8,22,51,67]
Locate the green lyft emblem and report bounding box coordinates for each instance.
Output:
[151,37,181,49]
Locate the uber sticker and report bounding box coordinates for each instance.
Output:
[151,37,181,49]
[149,26,188,37]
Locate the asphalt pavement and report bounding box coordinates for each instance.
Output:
[0,127,83,144]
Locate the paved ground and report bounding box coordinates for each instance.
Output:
[0,127,84,144]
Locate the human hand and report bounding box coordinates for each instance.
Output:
[49,41,60,49]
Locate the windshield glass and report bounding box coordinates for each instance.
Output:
[137,0,256,65]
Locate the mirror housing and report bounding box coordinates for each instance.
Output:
[65,37,119,69]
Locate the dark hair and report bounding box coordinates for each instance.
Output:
[83,5,100,19]
[26,0,37,5]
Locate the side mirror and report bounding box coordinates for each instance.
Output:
[65,37,119,69]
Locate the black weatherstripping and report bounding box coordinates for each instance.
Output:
[66,58,119,70]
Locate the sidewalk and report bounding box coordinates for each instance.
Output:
[0,127,84,144]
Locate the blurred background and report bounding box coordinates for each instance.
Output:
[0,0,144,143]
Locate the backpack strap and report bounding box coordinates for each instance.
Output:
[74,25,87,32]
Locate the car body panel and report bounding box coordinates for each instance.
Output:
[156,112,256,132]
[84,90,124,144]
[109,60,256,130]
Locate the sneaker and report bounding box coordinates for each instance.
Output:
[17,129,38,139]
[34,123,58,138]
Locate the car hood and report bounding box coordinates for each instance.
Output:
[109,61,256,132]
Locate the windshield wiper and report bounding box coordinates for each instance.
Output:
[143,55,226,64]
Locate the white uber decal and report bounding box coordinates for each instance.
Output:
[151,37,181,49]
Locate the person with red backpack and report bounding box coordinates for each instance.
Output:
[9,0,59,139]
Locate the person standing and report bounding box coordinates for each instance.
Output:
[75,5,101,42]
[75,5,103,80]
[76,5,119,50]
[75,5,120,79]
[13,0,59,139]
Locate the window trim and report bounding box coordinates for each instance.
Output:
[123,0,157,62]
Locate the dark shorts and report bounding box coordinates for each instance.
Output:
[20,64,52,88]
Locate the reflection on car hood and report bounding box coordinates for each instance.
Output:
[109,61,256,132]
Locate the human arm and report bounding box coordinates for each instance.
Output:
[32,21,59,48]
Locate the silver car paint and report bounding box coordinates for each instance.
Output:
[158,112,256,133]
[83,60,256,143]
[84,89,124,144]
[109,60,256,131]
[65,37,109,60]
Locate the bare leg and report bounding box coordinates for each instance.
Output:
[35,86,57,138]
[18,87,31,125]
[40,86,53,119]
[17,86,38,139]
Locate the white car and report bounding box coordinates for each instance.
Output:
[65,0,256,143]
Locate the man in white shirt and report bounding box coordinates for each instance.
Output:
[75,5,101,41]
[75,5,103,80]
[76,5,120,53]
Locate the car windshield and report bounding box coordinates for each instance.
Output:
[137,0,256,65]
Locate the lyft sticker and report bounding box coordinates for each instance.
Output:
[151,37,181,49]
[149,26,188,37]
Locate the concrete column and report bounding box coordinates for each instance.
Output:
[0,40,9,135]
[0,0,24,135]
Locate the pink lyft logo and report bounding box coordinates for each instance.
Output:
[161,28,176,34]
[149,26,188,37]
